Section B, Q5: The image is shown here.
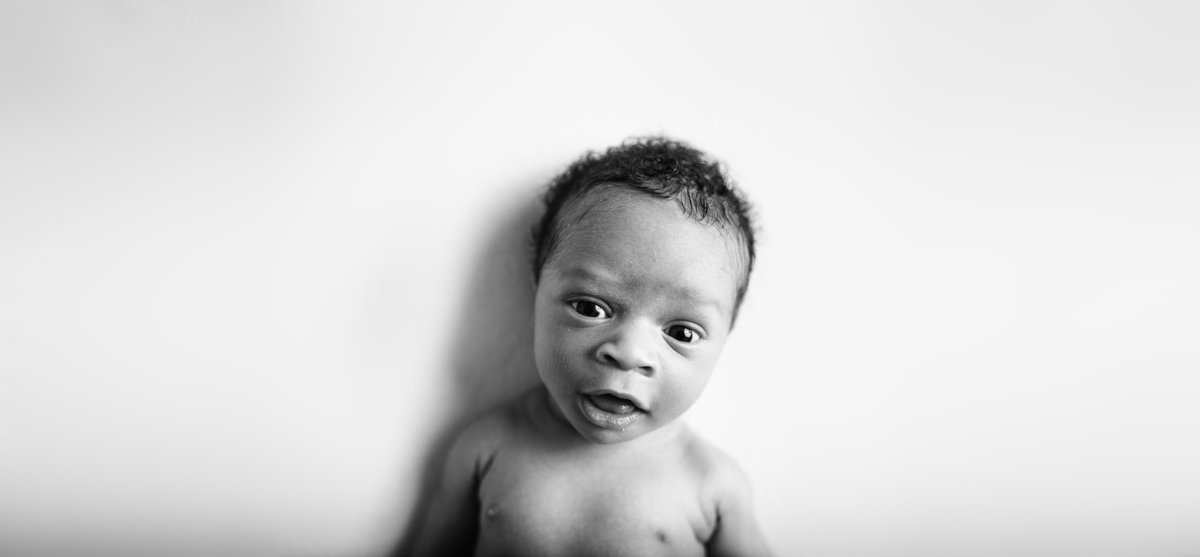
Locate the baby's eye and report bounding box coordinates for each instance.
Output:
[569,300,610,319]
[665,324,702,344]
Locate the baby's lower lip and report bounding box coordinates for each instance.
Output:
[579,394,645,430]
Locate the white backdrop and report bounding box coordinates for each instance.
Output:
[3,2,1198,556]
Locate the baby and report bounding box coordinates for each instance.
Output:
[412,137,771,556]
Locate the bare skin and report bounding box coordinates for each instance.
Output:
[414,388,767,556]
[412,191,771,556]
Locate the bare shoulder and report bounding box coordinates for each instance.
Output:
[681,430,753,502]
[447,390,530,466]
[682,430,773,556]
[410,391,532,555]
[409,393,535,556]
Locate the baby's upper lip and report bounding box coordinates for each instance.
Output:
[584,389,647,412]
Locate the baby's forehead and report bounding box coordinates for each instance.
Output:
[563,185,731,233]
[559,188,736,246]
[552,189,748,279]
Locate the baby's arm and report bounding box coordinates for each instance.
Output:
[410,417,497,557]
[706,460,772,557]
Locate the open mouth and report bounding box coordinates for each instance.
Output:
[579,392,646,430]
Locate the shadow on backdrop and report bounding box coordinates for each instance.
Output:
[390,189,543,556]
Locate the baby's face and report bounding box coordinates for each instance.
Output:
[533,189,744,444]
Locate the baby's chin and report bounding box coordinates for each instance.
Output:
[568,421,655,444]
[563,408,686,446]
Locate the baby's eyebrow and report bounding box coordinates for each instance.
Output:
[557,266,613,283]
[670,290,726,316]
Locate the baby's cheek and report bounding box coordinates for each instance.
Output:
[672,363,720,412]
[560,335,592,375]
[657,375,698,413]
[543,328,583,375]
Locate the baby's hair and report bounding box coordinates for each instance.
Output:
[532,136,757,310]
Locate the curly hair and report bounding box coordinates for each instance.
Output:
[531,136,757,311]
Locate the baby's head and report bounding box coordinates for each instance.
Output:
[533,137,756,315]
[530,137,757,444]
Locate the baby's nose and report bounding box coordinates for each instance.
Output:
[594,324,658,375]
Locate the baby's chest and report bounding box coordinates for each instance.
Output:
[476,453,710,557]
